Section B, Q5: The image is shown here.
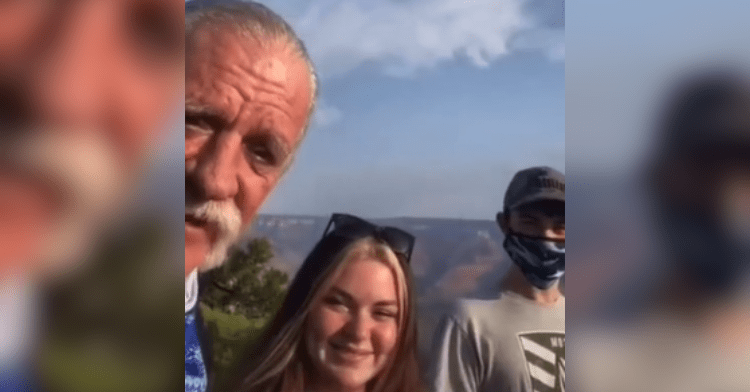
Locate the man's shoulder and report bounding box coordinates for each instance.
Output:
[443,296,504,327]
[444,292,564,327]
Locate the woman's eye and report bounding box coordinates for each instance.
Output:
[373,310,397,320]
[323,296,348,310]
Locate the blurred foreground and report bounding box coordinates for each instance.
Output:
[1,1,184,391]
[567,1,750,389]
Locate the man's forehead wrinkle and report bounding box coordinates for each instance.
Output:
[203,49,291,97]
[212,64,300,121]
[229,64,309,121]
[233,84,295,116]
[208,73,295,124]
[221,34,306,100]
[225,62,289,100]
[186,79,234,117]
[238,60,288,91]
[188,76,296,131]
[241,100,295,128]
[193,28,309,106]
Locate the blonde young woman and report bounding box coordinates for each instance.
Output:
[230,213,425,392]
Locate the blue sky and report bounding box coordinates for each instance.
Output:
[567,0,750,177]
[179,0,565,219]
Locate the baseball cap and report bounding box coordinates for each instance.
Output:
[503,166,565,212]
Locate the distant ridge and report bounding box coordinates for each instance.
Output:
[255,213,495,223]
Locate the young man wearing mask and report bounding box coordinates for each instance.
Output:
[428,167,565,392]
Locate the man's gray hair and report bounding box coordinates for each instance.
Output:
[186,2,319,138]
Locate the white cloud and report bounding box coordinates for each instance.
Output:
[290,0,561,79]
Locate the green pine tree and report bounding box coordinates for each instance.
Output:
[199,238,289,387]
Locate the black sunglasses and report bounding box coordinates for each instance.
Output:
[322,213,415,264]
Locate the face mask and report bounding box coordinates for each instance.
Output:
[503,232,565,290]
[660,208,750,295]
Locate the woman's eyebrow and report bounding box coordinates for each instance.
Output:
[329,287,353,301]
[374,300,398,307]
[329,287,398,307]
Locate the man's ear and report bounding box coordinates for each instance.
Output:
[496,212,509,235]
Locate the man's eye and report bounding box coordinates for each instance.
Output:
[246,143,277,166]
[185,125,210,139]
[244,134,288,175]
[185,114,222,133]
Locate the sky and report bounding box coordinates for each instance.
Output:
[566,0,750,177]
[179,0,565,219]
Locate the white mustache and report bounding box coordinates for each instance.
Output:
[185,200,242,239]
[8,130,124,209]
[186,199,243,271]
[3,129,128,267]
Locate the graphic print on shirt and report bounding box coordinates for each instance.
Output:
[517,332,565,392]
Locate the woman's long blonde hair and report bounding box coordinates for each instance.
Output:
[231,234,424,392]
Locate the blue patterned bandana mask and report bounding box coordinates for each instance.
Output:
[503,233,565,290]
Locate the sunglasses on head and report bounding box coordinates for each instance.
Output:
[322,213,416,264]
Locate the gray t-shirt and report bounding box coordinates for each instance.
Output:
[428,291,565,392]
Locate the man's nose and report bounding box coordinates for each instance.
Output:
[195,137,240,201]
[544,226,565,241]
[32,2,114,130]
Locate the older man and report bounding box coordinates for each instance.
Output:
[0,0,183,389]
[183,2,317,391]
